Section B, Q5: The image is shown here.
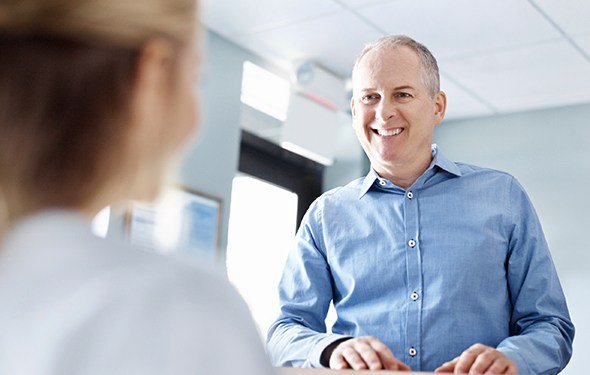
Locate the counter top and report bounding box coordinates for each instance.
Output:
[279,368,434,374]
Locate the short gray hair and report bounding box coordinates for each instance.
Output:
[352,35,440,97]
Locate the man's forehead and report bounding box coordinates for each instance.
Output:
[353,46,421,86]
[361,45,419,69]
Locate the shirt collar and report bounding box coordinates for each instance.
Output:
[431,144,462,178]
[358,144,462,199]
[358,169,381,199]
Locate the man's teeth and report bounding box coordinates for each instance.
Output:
[377,128,403,136]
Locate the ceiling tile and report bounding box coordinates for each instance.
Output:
[439,75,494,120]
[573,33,590,56]
[201,0,341,37]
[232,11,382,78]
[533,0,590,35]
[440,40,590,112]
[357,0,561,59]
[201,0,590,117]
[337,0,399,9]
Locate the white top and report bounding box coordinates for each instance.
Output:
[0,210,275,375]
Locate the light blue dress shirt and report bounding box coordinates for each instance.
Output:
[267,145,574,374]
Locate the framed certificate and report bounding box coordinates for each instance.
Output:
[126,186,222,262]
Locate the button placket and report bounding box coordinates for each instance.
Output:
[403,186,422,367]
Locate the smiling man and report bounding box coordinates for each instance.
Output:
[266,35,574,374]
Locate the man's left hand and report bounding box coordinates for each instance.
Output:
[434,343,518,374]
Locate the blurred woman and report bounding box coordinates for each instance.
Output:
[0,0,274,374]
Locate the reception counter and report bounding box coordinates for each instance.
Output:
[280,368,434,375]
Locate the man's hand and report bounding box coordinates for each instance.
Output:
[434,343,518,374]
[328,336,411,371]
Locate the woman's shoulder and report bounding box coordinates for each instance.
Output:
[0,209,237,312]
[0,210,274,374]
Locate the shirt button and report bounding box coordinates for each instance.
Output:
[411,292,419,301]
[406,191,414,199]
[408,239,416,248]
[379,180,386,186]
[409,347,417,357]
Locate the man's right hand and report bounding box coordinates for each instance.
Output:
[328,336,412,371]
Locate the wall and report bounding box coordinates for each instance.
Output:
[322,112,367,191]
[182,31,366,260]
[434,103,590,375]
[107,29,363,261]
[178,31,246,263]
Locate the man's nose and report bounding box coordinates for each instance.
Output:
[376,99,397,122]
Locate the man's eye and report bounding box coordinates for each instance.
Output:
[361,94,379,103]
[397,92,412,99]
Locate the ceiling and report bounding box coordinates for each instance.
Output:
[201,0,590,121]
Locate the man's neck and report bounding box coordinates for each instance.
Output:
[374,151,434,190]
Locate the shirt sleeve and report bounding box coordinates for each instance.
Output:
[266,199,350,368]
[496,177,574,374]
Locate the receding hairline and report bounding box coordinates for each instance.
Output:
[351,35,440,97]
[352,44,419,76]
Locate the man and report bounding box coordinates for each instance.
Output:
[267,35,574,374]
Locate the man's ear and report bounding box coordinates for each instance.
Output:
[433,90,447,125]
[350,96,356,119]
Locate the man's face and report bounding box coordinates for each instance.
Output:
[351,46,446,176]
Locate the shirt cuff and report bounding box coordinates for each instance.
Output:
[497,346,531,374]
[309,334,352,368]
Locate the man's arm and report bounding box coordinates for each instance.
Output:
[494,177,574,374]
[438,177,574,374]
[266,201,349,367]
[266,200,411,371]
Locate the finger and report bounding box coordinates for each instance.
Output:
[470,349,497,373]
[367,339,410,371]
[396,362,412,372]
[505,363,518,375]
[379,353,411,372]
[383,357,411,372]
[352,341,383,370]
[455,344,486,374]
[341,346,369,370]
[485,358,509,374]
[435,357,459,373]
[483,358,510,375]
[329,352,350,370]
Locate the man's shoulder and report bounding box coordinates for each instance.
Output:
[454,162,515,183]
[455,161,508,176]
[317,176,366,202]
[301,177,366,221]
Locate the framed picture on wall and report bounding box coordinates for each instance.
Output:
[125,186,222,263]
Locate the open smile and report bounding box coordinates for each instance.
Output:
[371,127,404,137]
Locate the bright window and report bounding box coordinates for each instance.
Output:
[226,174,297,339]
[240,61,290,121]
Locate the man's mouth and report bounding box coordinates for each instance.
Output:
[372,128,404,137]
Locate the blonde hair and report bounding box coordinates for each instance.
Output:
[0,0,196,47]
[0,0,198,222]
